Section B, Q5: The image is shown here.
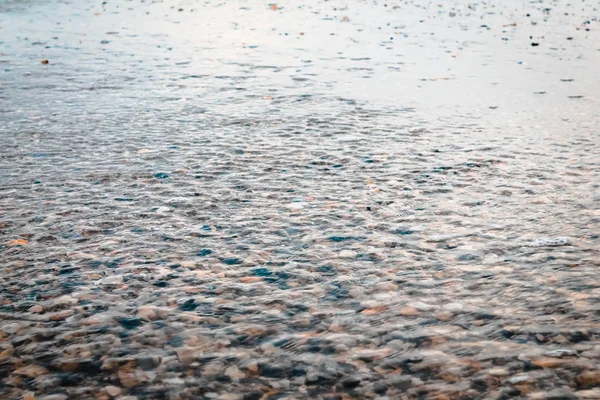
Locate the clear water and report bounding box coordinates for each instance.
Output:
[1,0,599,399]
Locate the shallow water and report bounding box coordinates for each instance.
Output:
[1,0,599,399]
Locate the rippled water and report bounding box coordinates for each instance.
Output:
[1,0,599,399]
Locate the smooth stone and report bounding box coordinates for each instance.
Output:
[443,302,464,313]
[105,386,122,397]
[339,250,358,259]
[488,368,510,376]
[53,295,78,306]
[99,275,124,285]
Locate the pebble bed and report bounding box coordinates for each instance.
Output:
[1,0,599,399]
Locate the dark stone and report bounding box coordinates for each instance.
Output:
[499,329,516,339]
[56,372,84,386]
[252,268,272,277]
[58,266,78,275]
[317,265,335,274]
[471,377,487,391]
[197,249,212,256]
[179,299,197,311]
[458,253,480,261]
[33,351,59,364]
[222,258,242,265]
[329,236,365,242]
[119,317,143,330]
[136,356,156,371]
[291,366,307,377]
[77,359,102,375]
[388,375,412,390]
[243,393,263,400]
[167,336,183,347]
[259,362,292,378]
[533,391,577,400]
[341,376,361,389]
[372,381,388,394]
[215,374,232,383]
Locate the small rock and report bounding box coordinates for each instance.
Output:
[443,302,464,313]
[53,295,78,306]
[408,301,436,311]
[528,390,577,400]
[14,364,49,378]
[530,237,571,247]
[577,389,600,399]
[399,306,420,316]
[339,250,357,259]
[508,375,533,384]
[41,395,68,400]
[99,275,124,285]
[203,361,225,376]
[388,375,412,390]
[105,386,122,397]
[118,369,138,388]
[137,306,157,321]
[435,311,453,321]
[0,345,14,359]
[488,368,509,376]
[118,317,143,330]
[340,376,361,389]
[1,323,21,334]
[576,371,600,388]
[29,305,43,313]
[49,309,74,321]
[163,377,184,385]
[544,349,577,358]
[287,202,306,210]
[225,365,245,380]
[531,357,566,368]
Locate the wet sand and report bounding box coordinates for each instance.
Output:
[1,0,599,399]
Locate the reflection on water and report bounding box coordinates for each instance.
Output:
[1,0,599,399]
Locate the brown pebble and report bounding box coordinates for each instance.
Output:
[239,276,262,283]
[117,370,138,388]
[41,59,49,64]
[14,364,49,378]
[576,371,600,388]
[399,306,420,316]
[49,309,74,321]
[435,311,453,321]
[531,358,567,368]
[137,306,157,321]
[0,345,14,359]
[29,305,43,313]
